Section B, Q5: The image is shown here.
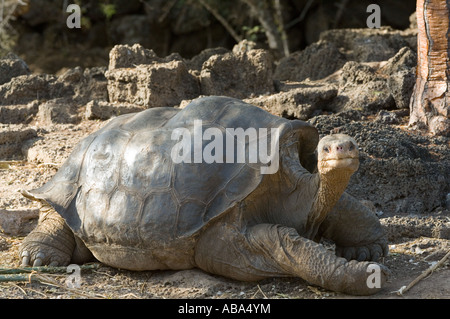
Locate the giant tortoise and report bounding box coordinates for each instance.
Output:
[19,96,388,295]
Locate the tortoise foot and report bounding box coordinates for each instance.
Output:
[19,205,75,267]
[20,234,72,267]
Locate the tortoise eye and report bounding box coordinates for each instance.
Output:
[349,144,355,151]
[323,146,329,153]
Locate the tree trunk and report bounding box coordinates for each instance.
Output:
[409,0,450,136]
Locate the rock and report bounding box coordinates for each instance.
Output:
[108,43,182,70]
[379,47,417,75]
[0,209,39,236]
[106,44,198,108]
[0,65,108,124]
[245,81,337,120]
[339,61,377,86]
[106,60,200,108]
[0,125,37,160]
[274,41,347,82]
[386,69,415,109]
[232,40,257,54]
[0,53,30,85]
[57,66,109,104]
[379,47,417,109]
[0,101,39,124]
[332,61,395,113]
[325,47,416,113]
[37,98,79,125]
[186,47,230,72]
[375,110,400,125]
[200,49,274,99]
[85,100,145,120]
[108,43,158,69]
[107,43,275,106]
[22,122,107,165]
[319,27,416,62]
[381,216,450,243]
[0,74,64,105]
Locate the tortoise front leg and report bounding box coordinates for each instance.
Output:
[318,192,389,262]
[195,222,388,295]
[19,203,93,267]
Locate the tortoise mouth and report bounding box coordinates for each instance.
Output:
[322,156,358,162]
[319,156,359,172]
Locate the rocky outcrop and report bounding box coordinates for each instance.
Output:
[0,53,30,85]
[274,41,347,82]
[200,48,274,99]
[106,59,200,108]
[319,27,417,62]
[246,82,337,120]
[0,125,37,160]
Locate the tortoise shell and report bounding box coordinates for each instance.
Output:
[29,96,318,250]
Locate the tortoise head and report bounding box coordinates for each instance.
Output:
[317,134,359,176]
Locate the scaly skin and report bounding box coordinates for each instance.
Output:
[19,202,93,266]
[195,223,388,295]
[319,192,389,262]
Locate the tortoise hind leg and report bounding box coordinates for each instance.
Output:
[195,222,388,295]
[19,203,94,267]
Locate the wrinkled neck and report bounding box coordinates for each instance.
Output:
[319,170,353,212]
[305,170,353,239]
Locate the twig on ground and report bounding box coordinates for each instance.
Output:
[256,284,268,299]
[0,263,105,298]
[396,250,450,295]
[10,283,27,296]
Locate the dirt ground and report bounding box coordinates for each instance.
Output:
[1,234,450,299]
[0,120,449,300]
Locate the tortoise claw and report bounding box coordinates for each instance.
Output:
[21,251,30,266]
[32,252,45,267]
